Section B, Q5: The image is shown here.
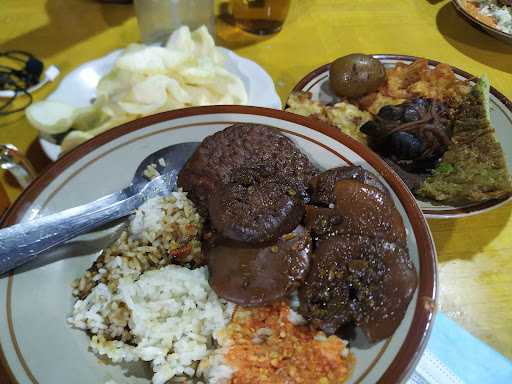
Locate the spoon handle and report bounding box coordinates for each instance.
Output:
[0,173,174,275]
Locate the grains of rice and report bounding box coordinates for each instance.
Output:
[478,0,512,34]
[72,190,204,301]
[287,307,307,325]
[143,163,161,180]
[69,191,353,384]
[85,265,233,384]
[69,192,236,384]
[196,347,236,384]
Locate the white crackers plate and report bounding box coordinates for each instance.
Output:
[40,47,282,160]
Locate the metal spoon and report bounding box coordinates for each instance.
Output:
[0,144,38,188]
[0,141,199,275]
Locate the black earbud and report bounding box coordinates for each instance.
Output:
[23,56,44,87]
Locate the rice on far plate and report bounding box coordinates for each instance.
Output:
[465,0,512,34]
[68,190,352,384]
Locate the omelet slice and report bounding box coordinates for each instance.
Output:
[418,77,512,203]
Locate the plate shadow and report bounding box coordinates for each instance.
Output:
[427,202,512,263]
[0,0,133,58]
[436,3,512,74]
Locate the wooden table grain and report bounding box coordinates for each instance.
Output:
[1,0,512,360]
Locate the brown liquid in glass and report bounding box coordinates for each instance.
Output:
[231,0,291,35]
[0,183,9,218]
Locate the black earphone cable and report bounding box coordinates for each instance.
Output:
[0,50,42,115]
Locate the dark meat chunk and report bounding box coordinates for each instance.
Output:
[178,123,318,215]
[208,226,312,306]
[305,180,406,245]
[300,173,416,341]
[298,234,416,342]
[208,166,305,244]
[362,98,451,174]
[383,157,428,193]
[309,166,388,206]
[359,240,417,342]
[334,179,406,245]
[304,205,344,239]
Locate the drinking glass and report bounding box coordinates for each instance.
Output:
[134,0,215,44]
[0,183,9,218]
[230,0,291,35]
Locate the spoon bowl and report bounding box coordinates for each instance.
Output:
[132,142,199,185]
[0,142,199,274]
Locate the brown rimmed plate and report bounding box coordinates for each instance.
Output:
[0,106,436,384]
[452,0,512,44]
[292,54,512,219]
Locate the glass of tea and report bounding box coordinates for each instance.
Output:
[134,0,215,43]
[0,182,9,218]
[231,0,291,35]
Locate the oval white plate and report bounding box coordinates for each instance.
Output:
[452,0,512,44]
[1,106,436,384]
[40,47,282,160]
[292,54,512,219]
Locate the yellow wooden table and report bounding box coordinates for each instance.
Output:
[1,0,512,360]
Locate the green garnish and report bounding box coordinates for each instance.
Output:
[436,163,455,174]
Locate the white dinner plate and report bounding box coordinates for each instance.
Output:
[40,48,282,160]
[452,0,512,45]
[0,106,436,384]
[292,54,512,219]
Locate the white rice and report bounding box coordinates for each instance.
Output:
[143,163,161,180]
[86,265,233,384]
[287,308,307,325]
[69,191,350,384]
[477,0,512,34]
[129,197,166,238]
[71,191,204,304]
[68,193,235,384]
[196,347,236,384]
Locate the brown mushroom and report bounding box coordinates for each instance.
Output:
[334,179,406,245]
[208,166,305,244]
[298,234,417,342]
[207,226,312,306]
[309,166,389,206]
